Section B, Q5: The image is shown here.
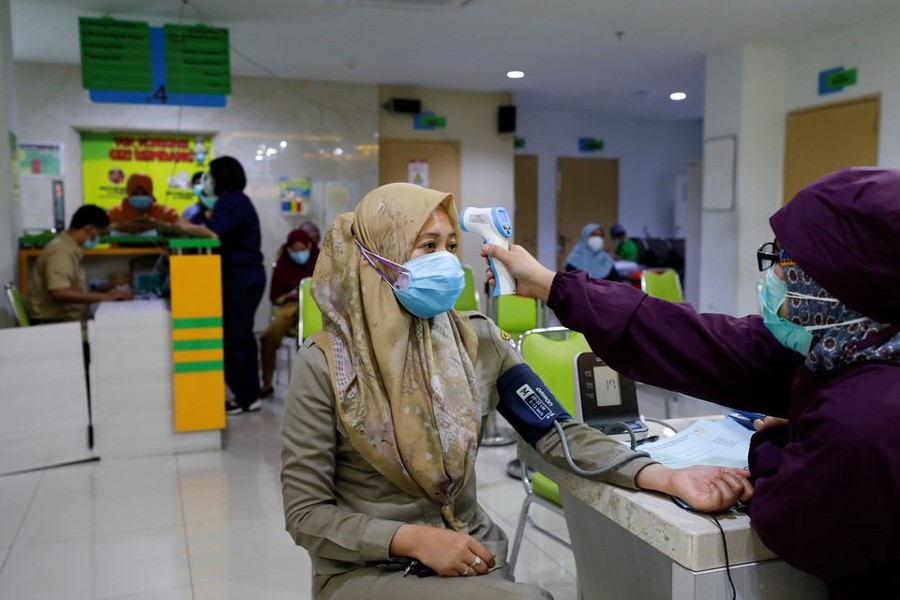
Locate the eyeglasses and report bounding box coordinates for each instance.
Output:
[757,241,780,271]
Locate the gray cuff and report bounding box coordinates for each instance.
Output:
[358,519,406,561]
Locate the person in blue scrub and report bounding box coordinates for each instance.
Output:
[186,156,266,414]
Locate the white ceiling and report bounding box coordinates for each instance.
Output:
[11,0,900,120]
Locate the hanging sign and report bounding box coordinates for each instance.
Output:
[579,137,604,153]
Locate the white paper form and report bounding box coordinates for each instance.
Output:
[636,419,753,470]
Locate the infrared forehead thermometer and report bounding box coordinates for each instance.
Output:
[459,207,516,296]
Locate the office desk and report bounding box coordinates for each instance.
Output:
[518,421,827,599]
[18,246,165,296]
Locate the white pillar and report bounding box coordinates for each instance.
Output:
[699,44,785,316]
[0,0,20,327]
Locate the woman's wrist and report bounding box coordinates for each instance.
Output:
[634,463,675,494]
[389,523,425,558]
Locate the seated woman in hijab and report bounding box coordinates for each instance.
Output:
[280,183,751,600]
[259,227,319,396]
[564,223,620,281]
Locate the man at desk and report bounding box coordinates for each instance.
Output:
[29,204,134,323]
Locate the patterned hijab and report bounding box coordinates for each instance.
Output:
[565,223,615,278]
[783,261,900,372]
[310,183,481,529]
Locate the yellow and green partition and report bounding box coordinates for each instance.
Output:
[168,239,225,432]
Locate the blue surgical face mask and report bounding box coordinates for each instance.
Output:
[759,268,813,355]
[201,175,217,209]
[200,195,216,210]
[83,235,100,250]
[289,249,311,265]
[193,183,204,199]
[357,241,465,318]
[129,195,153,210]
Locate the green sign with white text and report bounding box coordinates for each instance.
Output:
[79,17,153,92]
[163,24,231,95]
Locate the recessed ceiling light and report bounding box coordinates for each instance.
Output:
[506,70,525,79]
[670,92,687,101]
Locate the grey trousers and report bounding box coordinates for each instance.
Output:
[314,565,554,600]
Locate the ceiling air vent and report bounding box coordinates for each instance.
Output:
[333,0,474,9]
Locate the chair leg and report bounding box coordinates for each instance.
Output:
[507,491,534,576]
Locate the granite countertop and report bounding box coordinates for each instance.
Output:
[518,417,778,572]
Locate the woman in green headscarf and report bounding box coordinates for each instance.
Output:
[281,183,751,599]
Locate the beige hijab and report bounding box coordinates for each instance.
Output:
[311,183,481,529]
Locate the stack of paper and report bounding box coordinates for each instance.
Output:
[636,419,753,470]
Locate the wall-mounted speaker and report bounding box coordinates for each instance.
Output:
[383,98,422,114]
[498,105,516,133]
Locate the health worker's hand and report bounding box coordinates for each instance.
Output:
[636,464,753,513]
[754,416,788,432]
[389,524,496,577]
[481,243,556,301]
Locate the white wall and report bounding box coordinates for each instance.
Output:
[785,11,900,167]
[379,85,514,299]
[513,109,702,269]
[700,45,785,317]
[0,0,18,327]
[14,62,379,329]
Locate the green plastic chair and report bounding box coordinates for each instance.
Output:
[495,294,537,340]
[508,327,591,575]
[298,277,323,343]
[454,265,479,312]
[640,268,684,303]
[4,282,30,327]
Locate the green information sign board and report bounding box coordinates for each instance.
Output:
[163,25,231,95]
[824,68,857,90]
[79,17,152,92]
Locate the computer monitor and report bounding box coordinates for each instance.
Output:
[573,352,647,435]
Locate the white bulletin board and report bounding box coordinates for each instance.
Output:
[702,136,736,211]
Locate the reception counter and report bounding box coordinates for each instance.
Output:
[519,420,827,599]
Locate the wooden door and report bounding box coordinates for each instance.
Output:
[556,158,619,269]
[379,139,461,200]
[514,155,538,256]
[783,95,879,203]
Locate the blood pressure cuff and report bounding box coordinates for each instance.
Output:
[496,363,573,446]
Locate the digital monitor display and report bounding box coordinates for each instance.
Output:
[592,365,622,407]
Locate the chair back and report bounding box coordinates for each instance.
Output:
[517,327,590,414]
[496,295,538,341]
[298,277,323,341]
[4,282,30,327]
[454,265,479,312]
[641,268,684,303]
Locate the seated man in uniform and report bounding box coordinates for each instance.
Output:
[29,204,133,323]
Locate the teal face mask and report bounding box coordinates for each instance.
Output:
[200,195,216,210]
[289,249,311,265]
[128,195,153,210]
[192,183,204,199]
[83,235,100,250]
[759,268,813,355]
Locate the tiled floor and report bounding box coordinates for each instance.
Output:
[0,375,721,599]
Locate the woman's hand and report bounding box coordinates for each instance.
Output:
[481,243,556,301]
[389,524,496,577]
[754,416,788,432]
[635,464,753,513]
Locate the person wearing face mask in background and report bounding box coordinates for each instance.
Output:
[181,156,267,415]
[280,183,752,600]
[29,204,134,324]
[564,223,621,281]
[259,228,319,397]
[482,167,900,598]
[181,171,213,226]
[108,173,179,232]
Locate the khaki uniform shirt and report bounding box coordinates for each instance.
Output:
[281,313,655,578]
[29,233,89,321]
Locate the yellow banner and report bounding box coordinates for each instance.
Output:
[81,131,212,214]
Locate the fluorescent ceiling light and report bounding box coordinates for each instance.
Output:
[506,70,525,79]
[669,92,687,101]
